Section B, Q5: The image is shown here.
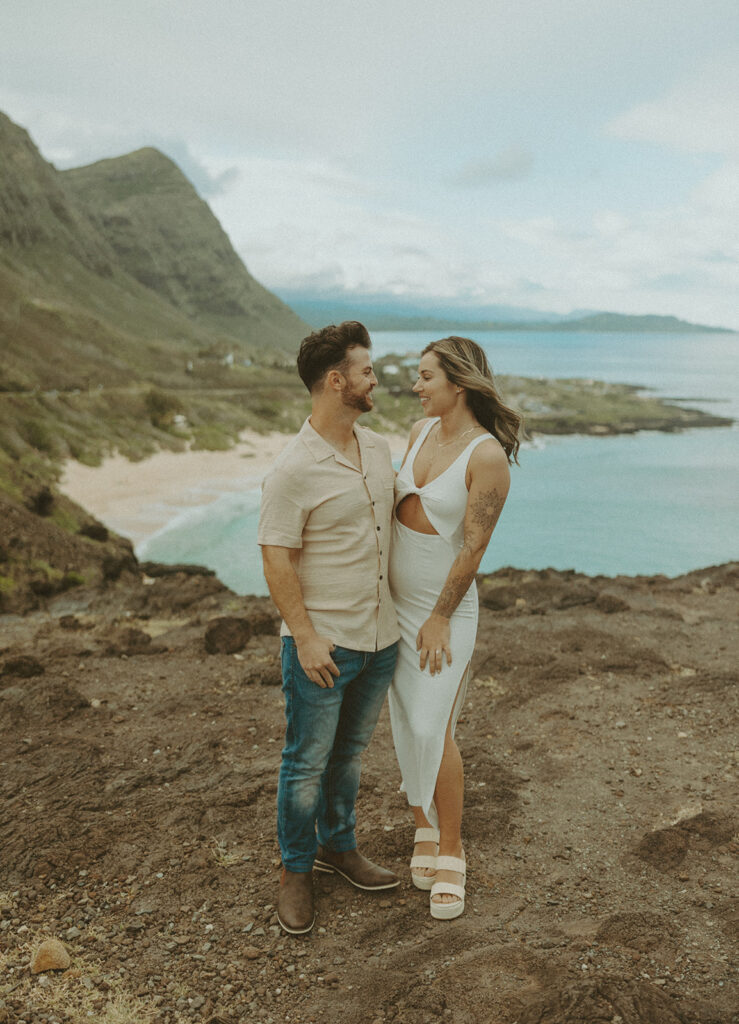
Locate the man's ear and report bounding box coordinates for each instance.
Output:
[326,368,345,391]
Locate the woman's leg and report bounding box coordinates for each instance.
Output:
[410,704,465,891]
[431,722,465,905]
[410,805,437,880]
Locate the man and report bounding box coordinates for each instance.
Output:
[258,321,400,935]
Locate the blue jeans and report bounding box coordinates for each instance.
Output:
[277,638,399,873]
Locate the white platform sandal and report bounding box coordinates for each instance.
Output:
[429,854,466,920]
[410,827,440,890]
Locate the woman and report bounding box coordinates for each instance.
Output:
[388,337,522,920]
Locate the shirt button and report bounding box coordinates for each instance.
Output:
[376,526,381,531]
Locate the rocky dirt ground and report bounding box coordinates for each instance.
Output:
[0,562,737,1024]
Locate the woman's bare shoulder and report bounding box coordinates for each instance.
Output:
[469,435,511,482]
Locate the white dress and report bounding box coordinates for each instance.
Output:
[388,418,491,828]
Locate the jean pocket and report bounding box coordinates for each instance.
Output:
[280,637,299,691]
[329,645,364,684]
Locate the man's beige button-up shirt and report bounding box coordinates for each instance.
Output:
[257,418,400,652]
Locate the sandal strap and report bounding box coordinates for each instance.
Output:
[430,881,465,900]
[435,855,466,873]
[414,827,440,844]
[410,855,437,870]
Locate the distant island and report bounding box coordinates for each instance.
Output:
[360,311,733,333]
[286,300,734,335]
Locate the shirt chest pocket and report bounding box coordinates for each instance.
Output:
[310,481,372,531]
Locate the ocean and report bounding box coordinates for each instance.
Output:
[139,330,738,594]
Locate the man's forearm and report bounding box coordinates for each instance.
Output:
[261,549,316,641]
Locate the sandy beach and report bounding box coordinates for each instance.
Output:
[59,427,409,546]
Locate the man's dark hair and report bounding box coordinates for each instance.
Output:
[297,321,371,393]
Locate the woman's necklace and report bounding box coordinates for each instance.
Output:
[434,423,480,448]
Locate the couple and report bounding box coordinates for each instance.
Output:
[258,321,521,934]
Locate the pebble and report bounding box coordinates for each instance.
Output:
[245,946,262,960]
[30,939,71,974]
[65,926,81,940]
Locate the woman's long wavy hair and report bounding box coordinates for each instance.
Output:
[423,336,524,464]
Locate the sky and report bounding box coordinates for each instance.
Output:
[1,0,738,327]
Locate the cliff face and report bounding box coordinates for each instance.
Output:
[0,112,113,274]
[0,110,309,380]
[62,149,307,350]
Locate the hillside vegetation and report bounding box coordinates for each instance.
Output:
[0,111,308,396]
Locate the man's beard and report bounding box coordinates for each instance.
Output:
[341,384,374,412]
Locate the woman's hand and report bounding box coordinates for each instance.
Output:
[416,613,452,675]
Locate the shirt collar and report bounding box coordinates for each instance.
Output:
[299,417,375,464]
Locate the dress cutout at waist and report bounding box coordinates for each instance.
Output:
[394,418,491,548]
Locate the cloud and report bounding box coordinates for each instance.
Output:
[605,57,739,156]
[2,1,737,326]
[494,186,739,326]
[447,147,534,187]
[203,146,739,328]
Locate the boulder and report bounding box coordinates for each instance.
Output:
[1,655,44,678]
[30,938,71,974]
[204,617,251,654]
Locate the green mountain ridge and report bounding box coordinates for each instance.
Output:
[0,110,309,399]
[62,148,305,350]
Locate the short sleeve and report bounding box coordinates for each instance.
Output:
[257,463,309,549]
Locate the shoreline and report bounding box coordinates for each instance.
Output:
[59,427,410,546]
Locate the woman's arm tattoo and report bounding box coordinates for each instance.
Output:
[432,488,506,619]
[469,487,505,532]
[434,572,472,618]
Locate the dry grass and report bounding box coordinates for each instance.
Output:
[0,933,191,1023]
[210,836,242,867]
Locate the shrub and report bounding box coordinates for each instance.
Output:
[145,388,184,428]
[20,417,59,455]
[0,575,16,594]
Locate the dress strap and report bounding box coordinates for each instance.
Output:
[402,417,438,470]
[464,432,494,457]
[415,417,439,449]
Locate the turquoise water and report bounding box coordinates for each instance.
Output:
[139,330,738,594]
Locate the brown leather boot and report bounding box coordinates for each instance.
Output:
[314,847,399,890]
[277,868,315,935]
